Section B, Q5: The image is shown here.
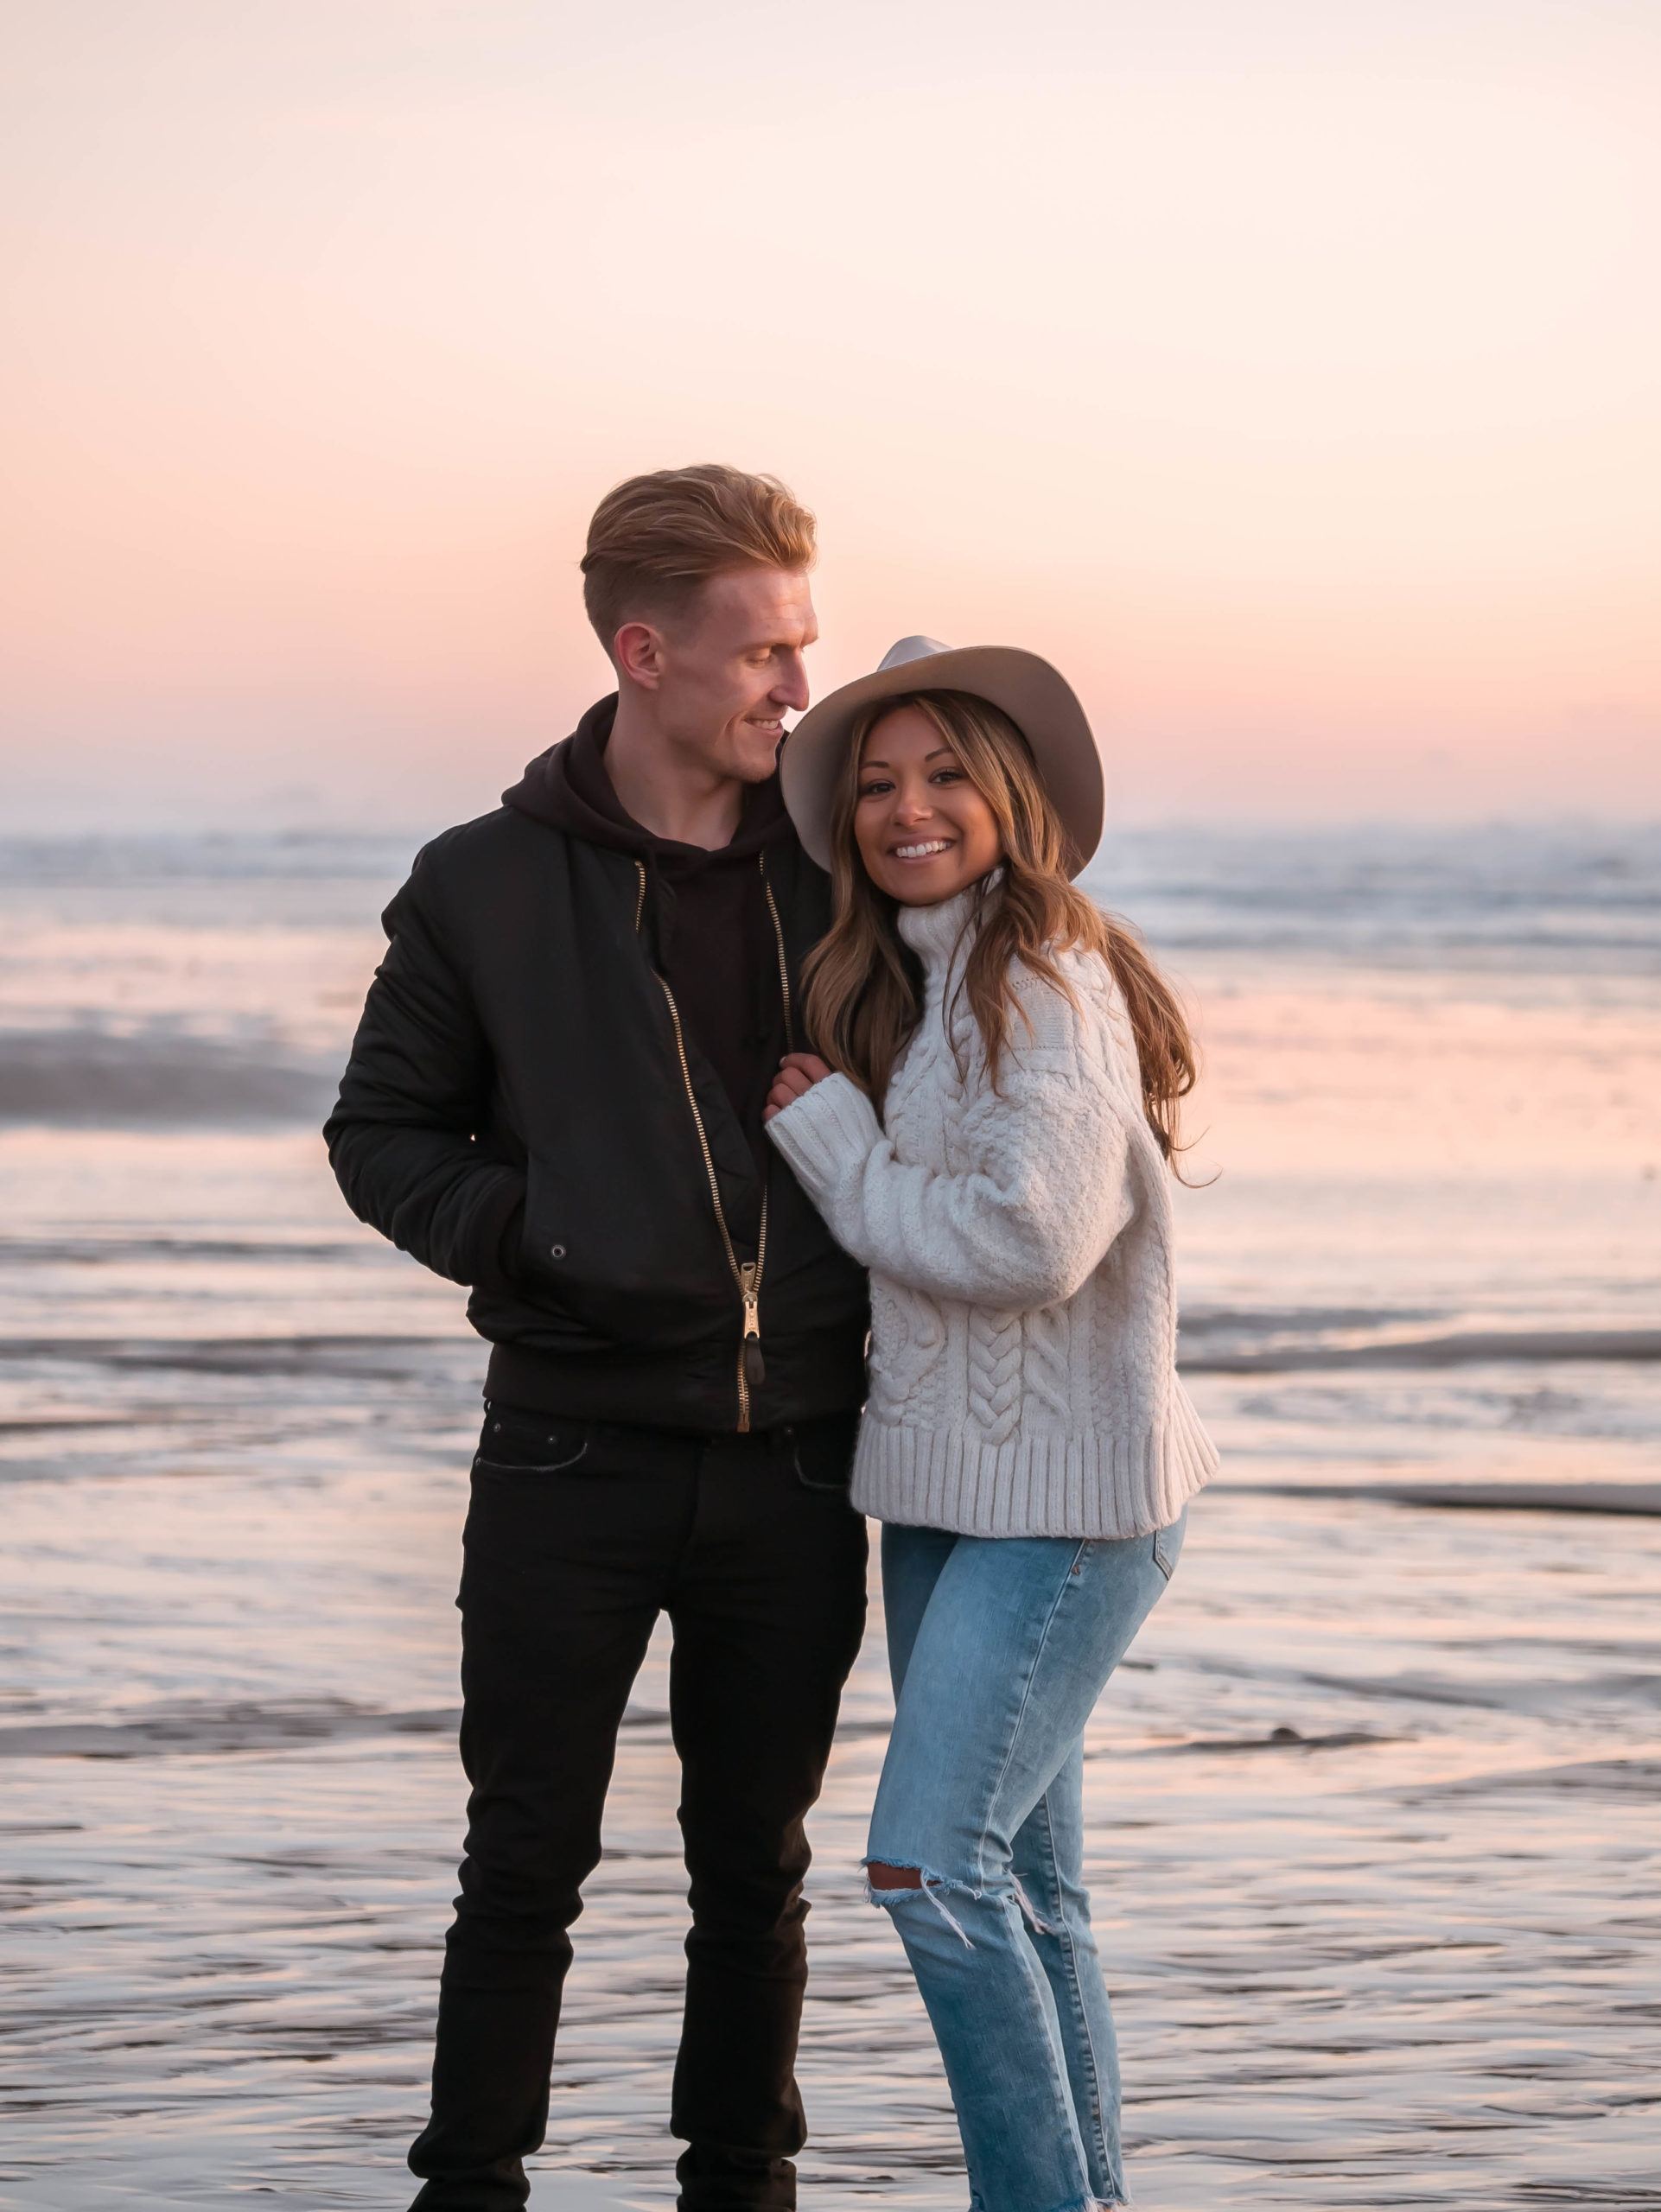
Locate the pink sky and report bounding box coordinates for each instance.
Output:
[3,0,1658,830]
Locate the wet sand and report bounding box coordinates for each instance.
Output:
[3,1373,1657,2209]
[2,823,1658,2207]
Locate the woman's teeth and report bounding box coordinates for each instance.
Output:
[894,840,951,860]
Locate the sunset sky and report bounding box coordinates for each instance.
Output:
[3,0,1658,830]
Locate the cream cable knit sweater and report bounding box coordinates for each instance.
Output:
[767,887,1218,1539]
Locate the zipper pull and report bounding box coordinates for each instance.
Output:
[740,1261,765,1389]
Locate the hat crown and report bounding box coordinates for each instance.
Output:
[877,634,951,672]
[779,637,1104,878]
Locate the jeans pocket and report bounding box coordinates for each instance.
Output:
[1153,1506,1187,1581]
[473,1408,593,1475]
[789,1409,861,1492]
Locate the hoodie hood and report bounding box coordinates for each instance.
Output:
[503,695,795,875]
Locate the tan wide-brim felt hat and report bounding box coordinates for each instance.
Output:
[780,636,1104,878]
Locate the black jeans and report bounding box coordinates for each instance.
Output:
[407,1403,869,2212]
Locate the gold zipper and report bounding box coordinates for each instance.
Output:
[761,858,795,1052]
[635,858,786,1432]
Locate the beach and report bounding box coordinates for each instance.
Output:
[2,820,1658,2209]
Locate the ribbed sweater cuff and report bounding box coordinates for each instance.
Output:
[766,1072,883,1200]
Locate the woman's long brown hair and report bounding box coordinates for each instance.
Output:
[800,689,1197,1161]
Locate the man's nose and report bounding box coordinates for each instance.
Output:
[770,652,811,713]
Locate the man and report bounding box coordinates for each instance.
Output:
[325,466,870,2212]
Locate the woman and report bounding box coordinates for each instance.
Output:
[764,637,1217,2212]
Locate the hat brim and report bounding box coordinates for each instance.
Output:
[778,645,1104,878]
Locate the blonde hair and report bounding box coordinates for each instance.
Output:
[801,690,1197,1161]
[581,464,816,652]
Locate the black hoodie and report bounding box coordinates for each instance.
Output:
[325,696,869,1433]
[504,697,791,1193]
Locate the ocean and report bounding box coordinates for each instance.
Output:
[1,819,1658,2209]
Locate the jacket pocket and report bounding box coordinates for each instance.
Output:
[474,1409,593,1475]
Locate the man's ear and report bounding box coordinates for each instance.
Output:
[613,620,665,692]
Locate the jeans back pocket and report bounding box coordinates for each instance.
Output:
[1153,1506,1187,1581]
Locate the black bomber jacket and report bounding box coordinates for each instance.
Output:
[324,710,870,1433]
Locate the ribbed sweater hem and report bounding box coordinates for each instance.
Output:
[850,1385,1218,1540]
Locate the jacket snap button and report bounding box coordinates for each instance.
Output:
[550,1243,566,1259]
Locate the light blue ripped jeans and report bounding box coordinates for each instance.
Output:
[866,1511,1186,2212]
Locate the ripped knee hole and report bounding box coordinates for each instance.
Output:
[866,1861,924,1891]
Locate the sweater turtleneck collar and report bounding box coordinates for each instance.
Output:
[895,880,990,975]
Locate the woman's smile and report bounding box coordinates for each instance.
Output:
[855,705,1003,904]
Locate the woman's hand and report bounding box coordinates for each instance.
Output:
[764,1052,833,1122]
